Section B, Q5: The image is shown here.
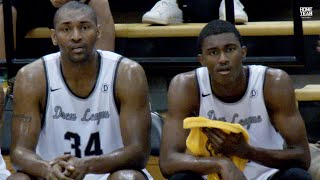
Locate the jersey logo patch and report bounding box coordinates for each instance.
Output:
[202,93,211,97]
[102,84,109,93]
[250,89,258,98]
[51,87,61,92]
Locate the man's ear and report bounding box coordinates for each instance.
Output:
[241,46,247,58]
[197,54,206,67]
[51,29,58,46]
[97,24,101,39]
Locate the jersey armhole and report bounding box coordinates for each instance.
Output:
[41,58,49,129]
[113,56,125,114]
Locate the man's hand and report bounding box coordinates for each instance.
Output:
[202,128,249,158]
[45,163,74,180]
[63,156,88,180]
[218,157,247,180]
[45,155,75,180]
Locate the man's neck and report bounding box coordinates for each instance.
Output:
[211,66,248,103]
[59,51,100,97]
[60,52,99,81]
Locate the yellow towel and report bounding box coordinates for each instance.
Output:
[184,116,249,180]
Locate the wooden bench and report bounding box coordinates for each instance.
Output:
[295,85,320,102]
[25,21,320,39]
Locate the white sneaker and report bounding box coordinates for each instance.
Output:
[219,0,248,24]
[142,0,183,25]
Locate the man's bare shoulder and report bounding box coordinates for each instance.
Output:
[170,71,197,89]
[265,68,291,86]
[118,57,145,75]
[115,57,147,91]
[168,70,198,100]
[15,59,46,94]
[114,57,149,106]
[167,71,199,117]
[16,59,45,80]
[264,68,295,107]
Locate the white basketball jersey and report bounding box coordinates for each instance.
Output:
[196,65,285,180]
[37,50,124,179]
[0,149,10,179]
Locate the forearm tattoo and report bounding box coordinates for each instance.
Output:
[13,113,32,135]
[13,113,32,122]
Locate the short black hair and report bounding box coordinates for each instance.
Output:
[53,1,97,28]
[197,20,244,53]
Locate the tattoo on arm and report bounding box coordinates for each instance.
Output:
[13,113,33,135]
[13,113,32,122]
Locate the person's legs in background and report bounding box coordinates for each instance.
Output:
[0,0,58,60]
[168,172,204,180]
[219,0,248,23]
[0,0,17,60]
[142,0,183,25]
[142,0,248,25]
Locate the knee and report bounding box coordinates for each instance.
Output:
[285,168,311,180]
[108,170,146,180]
[168,172,204,180]
[7,172,31,180]
[274,168,312,180]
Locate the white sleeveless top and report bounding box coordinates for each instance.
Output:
[36,50,129,179]
[0,149,10,179]
[196,65,284,180]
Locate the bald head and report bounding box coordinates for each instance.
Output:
[53,1,97,28]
